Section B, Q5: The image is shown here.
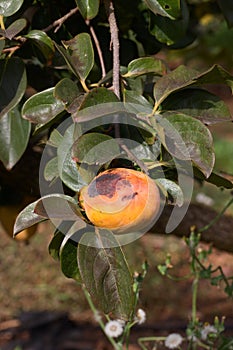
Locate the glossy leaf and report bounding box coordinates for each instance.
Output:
[156,178,184,206]
[153,65,198,110]
[73,87,120,123]
[57,123,87,191]
[25,30,55,60]
[145,0,181,19]
[75,0,99,19]
[0,19,27,39]
[34,194,82,220]
[161,88,231,124]
[49,230,65,261]
[62,33,94,81]
[163,113,215,178]
[0,58,26,118]
[14,200,46,236]
[54,78,81,110]
[44,157,59,182]
[72,133,121,165]
[123,57,167,78]
[0,0,23,16]
[60,237,82,282]
[149,0,189,45]
[22,88,65,124]
[0,107,31,169]
[78,230,134,320]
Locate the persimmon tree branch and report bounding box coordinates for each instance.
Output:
[86,20,106,79]
[104,0,120,98]
[43,7,79,33]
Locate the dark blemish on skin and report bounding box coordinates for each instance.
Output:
[88,173,121,198]
[122,192,138,201]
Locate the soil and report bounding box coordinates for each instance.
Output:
[0,221,232,350]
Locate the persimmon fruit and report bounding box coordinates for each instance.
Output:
[79,168,160,233]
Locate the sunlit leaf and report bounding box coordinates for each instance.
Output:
[149,0,189,45]
[0,58,26,118]
[78,230,134,319]
[156,178,184,206]
[161,88,231,124]
[145,0,181,19]
[34,194,83,220]
[0,0,23,16]
[62,33,94,81]
[14,200,46,236]
[72,133,121,165]
[162,113,215,178]
[123,57,167,78]
[57,123,87,191]
[75,0,99,19]
[22,88,65,124]
[0,19,27,39]
[0,107,31,169]
[54,78,81,110]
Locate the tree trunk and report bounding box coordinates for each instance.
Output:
[150,203,233,253]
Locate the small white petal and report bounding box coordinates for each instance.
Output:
[165,333,183,349]
[135,308,146,324]
[104,320,124,338]
[201,325,217,341]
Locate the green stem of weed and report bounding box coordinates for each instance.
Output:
[82,284,122,350]
[199,197,233,233]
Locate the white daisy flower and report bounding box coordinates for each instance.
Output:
[165,333,183,349]
[201,324,218,341]
[104,320,124,338]
[135,308,146,324]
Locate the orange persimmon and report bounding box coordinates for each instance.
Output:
[79,168,160,233]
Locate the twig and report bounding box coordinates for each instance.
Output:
[104,0,120,98]
[86,20,106,79]
[43,7,79,33]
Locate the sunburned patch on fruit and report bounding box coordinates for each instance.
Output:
[79,168,161,234]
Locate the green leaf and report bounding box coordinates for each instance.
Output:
[22,87,65,124]
[0,0,23,16]
[13,200,46,236]
[60,237,82,282]
[62,33,94,81]
[0,19,27,39]
[145,0,181,19]
[34,194,83,220]
[154,64,233,110]
[78,230,134,320]
[75,0,99,19]
[54,78,81,110]
[44,157,59,182]
[48,229,65,261]
[123,57,167,78]
[156,178,184,206]
[0,107,31,170]
[0,58,26,118]
[123,90,153,114]
[162,113,215,178]
[149,0,189,45]
[193,168,233,189]
[153,65,198,110]
[72,133,121,165]
[25,30,55,61]
[48,129,63,148]
[57,123,87,191]
[161,88,231,124]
